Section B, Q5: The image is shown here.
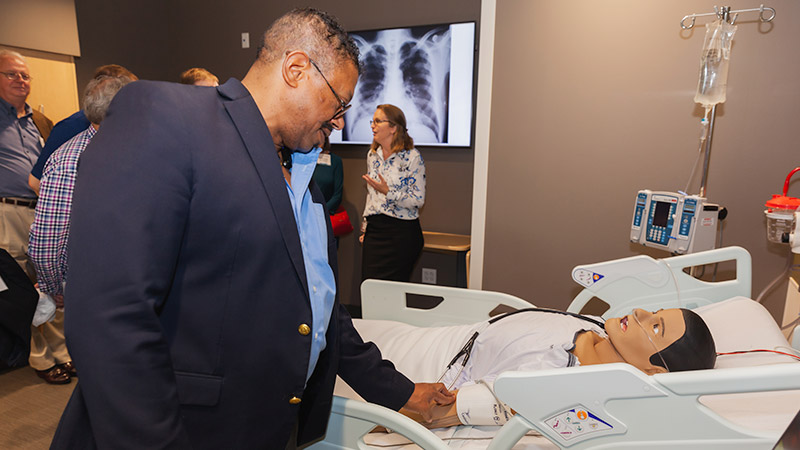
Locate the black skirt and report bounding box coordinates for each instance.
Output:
[361,214,423,282]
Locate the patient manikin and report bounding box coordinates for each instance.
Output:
[341,308,715,428]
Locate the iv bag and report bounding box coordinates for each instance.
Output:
[694,19,737,107]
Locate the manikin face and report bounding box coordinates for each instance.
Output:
[0,56,31,107]
[605,308,686,374]
[371,108,397,148]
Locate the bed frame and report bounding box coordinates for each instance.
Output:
[309,246,800,449]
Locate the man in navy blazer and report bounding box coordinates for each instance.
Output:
[51,8,452,449]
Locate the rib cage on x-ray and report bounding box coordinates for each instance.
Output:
[344,26,452,144]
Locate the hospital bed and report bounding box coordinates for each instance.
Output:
[309,246,800,449]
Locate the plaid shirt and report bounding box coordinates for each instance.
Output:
[29,125,96,295]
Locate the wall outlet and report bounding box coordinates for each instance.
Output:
[422,268,437,284]
[241,32,250,49]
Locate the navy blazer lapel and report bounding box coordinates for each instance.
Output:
[217,80,309,298]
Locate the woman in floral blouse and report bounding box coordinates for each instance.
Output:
[360,104,426,282]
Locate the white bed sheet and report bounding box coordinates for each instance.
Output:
[334,296,800,449]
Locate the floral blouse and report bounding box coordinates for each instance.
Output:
[362,146,426,224]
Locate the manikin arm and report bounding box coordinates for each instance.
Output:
[401,382,515,429]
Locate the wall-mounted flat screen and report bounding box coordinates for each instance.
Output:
[329,21,476,147]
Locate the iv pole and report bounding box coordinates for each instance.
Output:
[699,104,716,198]
[681,4,776,197]
[698,6,727,198]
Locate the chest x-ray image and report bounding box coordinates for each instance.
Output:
[331,22,475,147]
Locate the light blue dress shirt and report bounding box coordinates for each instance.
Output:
[285,147,337,381]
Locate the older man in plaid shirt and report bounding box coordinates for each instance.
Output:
[27,75,131,384]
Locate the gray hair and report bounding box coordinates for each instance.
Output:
[257,8,360,74]
[0,49,26,64]
[83,76,131,124]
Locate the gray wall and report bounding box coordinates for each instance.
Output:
[483,0,800,320]
[1,0,80,56]
[73,0,480,306]
[74,0,171,86]
[72,0,799,319]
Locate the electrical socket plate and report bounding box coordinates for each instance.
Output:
[422,268,437,284]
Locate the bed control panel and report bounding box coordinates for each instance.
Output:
[544,405,613,442]
[630,189,720,254]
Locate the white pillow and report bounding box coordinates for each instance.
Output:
[694,296,796,368]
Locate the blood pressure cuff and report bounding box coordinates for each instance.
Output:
[456,381,513,426]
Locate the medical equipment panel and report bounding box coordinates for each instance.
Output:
[544,405,614,442]
[630,190,719,254]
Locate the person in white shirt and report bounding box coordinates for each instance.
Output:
[360,104,426,282]
[341,307,715,428]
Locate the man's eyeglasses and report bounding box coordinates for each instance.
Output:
[308,58,350,120]
[370,119,393,126]
[0,71,32,82]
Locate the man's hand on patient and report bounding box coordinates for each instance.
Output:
[400,383,455,423]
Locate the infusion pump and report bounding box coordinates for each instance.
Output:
[630,190,720,254]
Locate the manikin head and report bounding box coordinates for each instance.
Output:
[604,308,716,374]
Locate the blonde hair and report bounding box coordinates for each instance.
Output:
[179,67,218,85]
[94,64,138,82]
[369,104,414,153]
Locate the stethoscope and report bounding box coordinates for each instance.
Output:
[435,308,605,390]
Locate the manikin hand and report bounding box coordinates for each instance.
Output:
[399,383,455,423]
[362,173,389,195]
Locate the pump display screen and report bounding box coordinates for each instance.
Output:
[653,201,671,227]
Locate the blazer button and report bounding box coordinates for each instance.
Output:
[289,396,302,405]
[298,324,311,336]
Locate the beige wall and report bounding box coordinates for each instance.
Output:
[0,0,80,57]
[482,0,800,320]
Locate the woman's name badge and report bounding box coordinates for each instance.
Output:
[318,153,332,166]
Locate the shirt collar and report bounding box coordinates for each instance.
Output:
[289,146,323,191]
[376,145,398,161]
[85,124,98,139]
[0,96,31,118]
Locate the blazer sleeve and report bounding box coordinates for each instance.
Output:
[31,110,53,142]
[334,304,415,410]
[63,83,194,448]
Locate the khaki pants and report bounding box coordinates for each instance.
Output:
[29,308,71,370]
[0,200,36,281]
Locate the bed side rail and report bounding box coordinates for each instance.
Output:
[360,279,532,327]
[568,246,752,318]
[307,396,449,450]
[492,362,799,449]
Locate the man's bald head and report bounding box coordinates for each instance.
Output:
[256,8,360,74]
